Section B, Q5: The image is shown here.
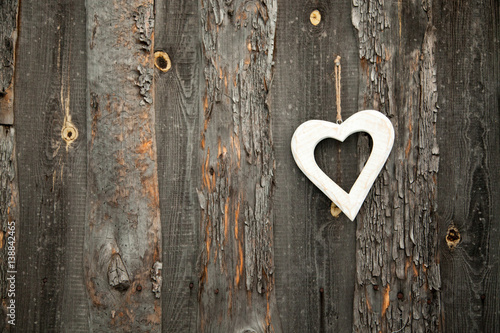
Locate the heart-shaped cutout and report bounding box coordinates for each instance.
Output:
[291,110,395,221]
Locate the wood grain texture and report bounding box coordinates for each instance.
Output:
[197,0,281,331]
[270,0,361,331]
[434,0,500,331]
[351,0,441,331]
[0,126,18,332]
[154,0,201,331]
[1,0,498,331]
[13,0,89,331]
[85,0,162,331]
[291,111,394,221]
[0,0,18,125]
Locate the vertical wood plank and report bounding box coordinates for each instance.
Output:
[0,126,18,332]
[351,0,442,331]
[196,0,281,331]
[435,0,500,331]
[0,0,18,125]
[13,0,89,331]
[85,0,161,331]
[0,1,19,330]
[154,0,201,331]
[271,0,360,331]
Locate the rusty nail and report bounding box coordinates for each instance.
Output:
[427,298,432,304]
[214,288,219,294]
[373,285,379,291]
[310,10,321,26]
[319,288,324,293]
[154,51,171,72]
[397,292,404,300]
[189,282,194,289]
[136,284,142,292]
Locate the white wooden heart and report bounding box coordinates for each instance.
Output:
[291,110,394,221]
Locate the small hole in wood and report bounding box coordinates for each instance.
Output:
[154,51,171,72]
[446,226,461,249]
[61,125,78,143]
[310,10,321,26]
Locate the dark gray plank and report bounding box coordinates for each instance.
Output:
[435,0,500,331]
[85,0,162,331]
[270,1,360,332]
[0,0,18,124]
[13,0,88,331]
[154,0,201,332]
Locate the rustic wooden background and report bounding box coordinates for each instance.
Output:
[1,0,499,332]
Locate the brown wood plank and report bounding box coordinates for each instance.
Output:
[435,0,500,331]
[13,0,89,331]
[154,0,201,332]
[85,0,162,331]
[270,1,360,332]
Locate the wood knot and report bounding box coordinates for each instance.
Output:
[154,51,171,72]
[310,10,321,26]
[108,253,130,291]
[446,225,461,250]
[61,124,78,143]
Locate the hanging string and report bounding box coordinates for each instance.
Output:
[334,55,342,124]
[331,55,343,218]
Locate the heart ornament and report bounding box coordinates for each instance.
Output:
[291,110,394,221]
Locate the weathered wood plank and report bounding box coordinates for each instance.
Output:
[0,126,18,331]
[270,1,361,331]
[435,0,500,331]
[154,0,201,332]
[85,0,162,331]
[351,0,441,331]
[13,0,89,331]
[0,0,18,125]
[196,0,281,331]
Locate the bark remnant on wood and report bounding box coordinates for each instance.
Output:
[352,0,441,331]
[0,126,18,332]
[0,0,18,125]
[86,0,161,331]
[198,0,281,331]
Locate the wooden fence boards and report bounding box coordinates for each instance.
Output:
[0,0,497,332]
